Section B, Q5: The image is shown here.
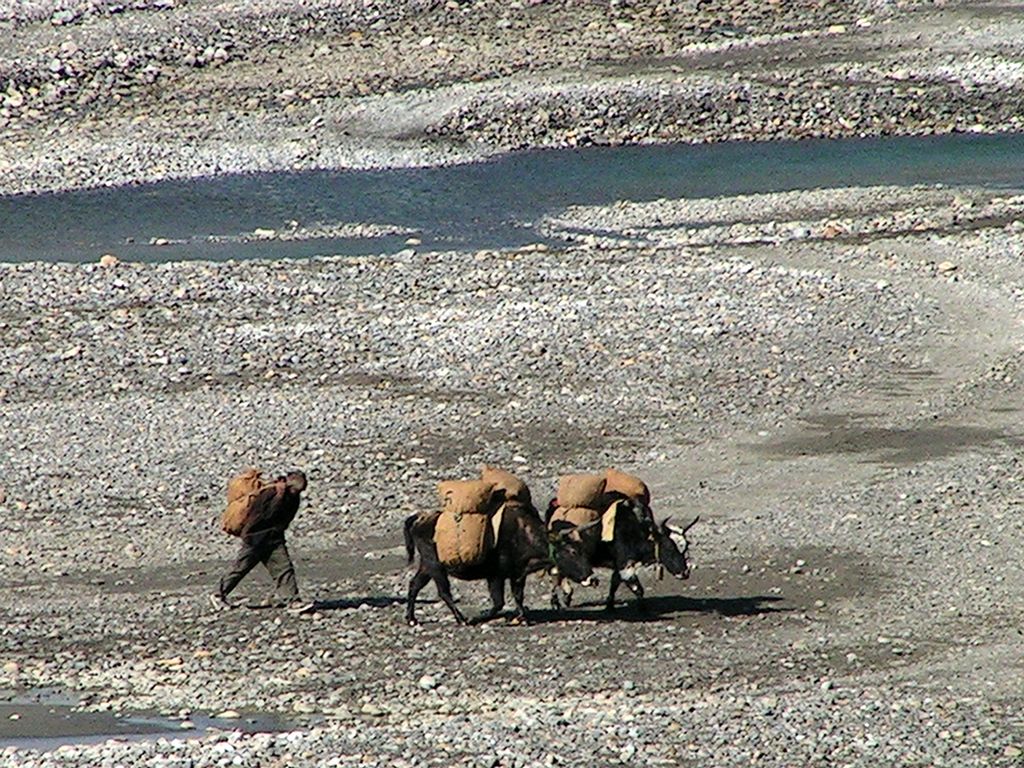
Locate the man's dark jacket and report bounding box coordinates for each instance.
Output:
[240,481,301,539]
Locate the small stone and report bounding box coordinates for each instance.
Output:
[99,253,119,267]
[252,228,276,239]
[937,260,957,273]
[215,710,240,719]
[1004,746,1022,758]
[418,674,438,690]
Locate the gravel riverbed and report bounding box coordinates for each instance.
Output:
[3,1,1024,193]
[3,185,1024,765]
[4,1,1024,766]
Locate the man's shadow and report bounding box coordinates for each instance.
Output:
[310,596,408,611]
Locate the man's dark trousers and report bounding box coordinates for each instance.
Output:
[218,529,299,603]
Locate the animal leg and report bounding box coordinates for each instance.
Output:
[468,577,505,625]
[509,576,530,625]
[434,570,467,625]
[406,569,431,626]
[550,574,571,610]
[561,578,575,608]
[605,570,622,611]
[624,575,647,613]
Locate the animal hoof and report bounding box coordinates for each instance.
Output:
[407,618,420,627]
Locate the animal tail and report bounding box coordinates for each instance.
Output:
[403,514,418,564]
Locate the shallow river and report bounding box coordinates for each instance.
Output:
[1,132,1023,264]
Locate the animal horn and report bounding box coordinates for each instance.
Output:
[681,515,700,533]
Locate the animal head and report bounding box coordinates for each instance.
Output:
[285,470,308,493]
[654,515,699,579]
[548,519,599,586]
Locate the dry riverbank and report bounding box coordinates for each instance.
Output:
[3,1,1024,766]
[2,1,1024,194]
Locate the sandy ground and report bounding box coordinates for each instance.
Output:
[2,1,1024,766]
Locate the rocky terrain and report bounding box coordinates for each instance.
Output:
[3,0,1024,766]
[3,0,1024,194]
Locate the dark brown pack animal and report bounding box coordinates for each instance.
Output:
[549,498,699,612]
[404,502,599,626]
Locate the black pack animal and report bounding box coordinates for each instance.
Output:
[548,497,698,612]
[404,502,598,626]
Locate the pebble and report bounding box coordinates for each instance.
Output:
[418,674,438,690]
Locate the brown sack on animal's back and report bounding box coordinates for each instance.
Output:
[220,468,268,536]
[603,467,650,506]
[549,505,601,528]
[480,465,532,506]
[557,474,607,510]
[435,479,501,568]
[437,479,498,515]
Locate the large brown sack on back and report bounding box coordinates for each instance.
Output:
[437,479,498,515]
[435,507,494,568]
[549,505,600,528]
[220,468,266,536]
[604,467,650,506]
[434,479,500,568]
[557,474,607,509]
[481,465,532,505]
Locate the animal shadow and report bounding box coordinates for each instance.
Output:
[526,593,788,625]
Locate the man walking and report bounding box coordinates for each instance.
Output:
[210,470,314,613]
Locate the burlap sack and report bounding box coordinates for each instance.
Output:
[437,479,496,515]
[434,479,500,568]
[549,505,601,528]
[435,508,493,568]
[604,467,650,505]
[220,468,266,536]
[557,474,607,509]
[481,465,532,505]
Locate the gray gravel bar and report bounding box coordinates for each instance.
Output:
[4,1,1024,765]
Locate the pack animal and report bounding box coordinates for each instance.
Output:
[404,501,598,626]
[549,498,699,612]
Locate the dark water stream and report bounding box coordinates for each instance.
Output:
[1,132,1023,264]
[0,688,288,752]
